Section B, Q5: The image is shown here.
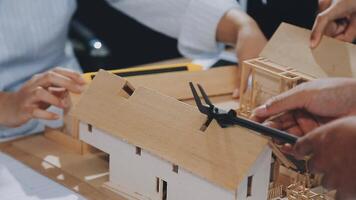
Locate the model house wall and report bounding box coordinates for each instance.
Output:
[79,122,271,200]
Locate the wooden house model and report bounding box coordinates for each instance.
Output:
[72,70,273,200]
[44,66,238,155]
[239,23,356,117]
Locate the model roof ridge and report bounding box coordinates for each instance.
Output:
[73,70,269,192]
[260,22,356,78]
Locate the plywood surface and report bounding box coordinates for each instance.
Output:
[0,135,124,200]
[73,70,268,191]
[126,66,238,101]
[260,23,356,78]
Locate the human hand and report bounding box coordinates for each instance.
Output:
[259,110,321,154]
[294,116,356,199]
[232,17,267,98]
[216,8,267,98]
[252,78,356,122]
[0,67,85,127]
[311,0,356,48]
[251,78,356,152]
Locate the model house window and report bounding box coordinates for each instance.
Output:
[156,178,168,200]
[270,161,276,183]
[88,124,92,133]
[136,146,141,156]
[123,83,134,96]
[247,176,253,197]
[162,180,167,200]
[156,177,160,193]
[172,164,179,173]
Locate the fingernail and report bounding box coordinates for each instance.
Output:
[78,76,86,84]
[76,85,85,92]
[262,121,273,127]
[61,99,70,108]
[254,105,267,116]
[310,41,316,49]
[232,89,239,98]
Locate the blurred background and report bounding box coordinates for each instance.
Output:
[70,0,317,73]
[70,0,181,73]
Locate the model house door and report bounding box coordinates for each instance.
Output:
[155,177,168,200]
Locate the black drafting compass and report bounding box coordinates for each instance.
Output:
[189,82,298,144]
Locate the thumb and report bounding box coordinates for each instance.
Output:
[294,134,316,159]
[311,13,330,48]
[311,1,354,48]
[294,126,324,159]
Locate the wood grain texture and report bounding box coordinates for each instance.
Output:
[2,135,123,200]
[126,66,238,101]
[260,23,356,78]
[73,70,268,191]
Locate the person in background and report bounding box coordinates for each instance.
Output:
[0,0,267,139]
[252,0,356,199]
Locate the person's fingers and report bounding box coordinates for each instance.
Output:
[281,144,294,155]
[311,13,331,48]
[30,87,64,108]
[318,0,332,13]
[48,87,70,108]
[341,17,356,42]
[33,71,84,93]
[307,155,326,173]
[335,189,352,200]
[324,22,339,37]
[48,87,67,98]
[294,129,321,159]
[52,67,86,85]
[32,109,60,120]
[232,88,240,98]
[325,20,348,38]
[294,110,320,134]
[311,2,350,48]
[286,126,304,137]
[321,172,338,191]
[263,113,297,130]
[252,88,306,119]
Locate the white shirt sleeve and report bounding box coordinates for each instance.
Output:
[106,0,240,58]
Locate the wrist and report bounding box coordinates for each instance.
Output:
[216,8,257,45]
[0,92,16,126]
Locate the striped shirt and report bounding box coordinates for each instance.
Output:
[0,0,239,139]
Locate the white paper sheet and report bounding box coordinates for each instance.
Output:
[0,152,86,200]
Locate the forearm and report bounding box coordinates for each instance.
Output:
[216,8,257,45]
[108,0,240,57]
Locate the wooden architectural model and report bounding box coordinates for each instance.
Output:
[239,23,356,116]
[72,70,272,200]
[12,23,356,199]
[43,65,239,155]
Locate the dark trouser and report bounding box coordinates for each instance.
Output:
[247,0,319,38]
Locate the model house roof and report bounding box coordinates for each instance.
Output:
[260,23,356,78]
[72,70,269,192]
